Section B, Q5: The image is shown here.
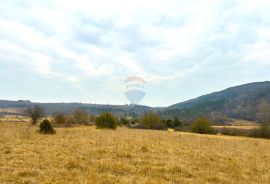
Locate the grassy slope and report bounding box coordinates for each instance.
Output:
[0,123,270,184]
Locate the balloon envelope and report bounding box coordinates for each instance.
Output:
[124,76,146,104]
[124,90,145,104]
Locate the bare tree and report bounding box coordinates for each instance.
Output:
[72,108,89,124]
[257,101,270,125]
[26,105,45,125]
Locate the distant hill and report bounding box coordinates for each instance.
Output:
[0,100,153,117]
[1,81,270,122]
[161,81,270,122]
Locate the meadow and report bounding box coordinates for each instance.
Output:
[1,121,270,184]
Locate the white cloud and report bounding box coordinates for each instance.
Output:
[1,0,270,106]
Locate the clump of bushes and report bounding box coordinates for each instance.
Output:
[52,112,73,127]
[218,127,251,137]
[141,112,166,130]
[163,117,182,129]
[190,117,216,134]
[95,112,118,129]
[119,117,130,126]
[72,108,89,124]
[250,125,270,139]
[39,119,56,134]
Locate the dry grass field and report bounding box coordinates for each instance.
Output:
[1,122,270,184]
[0,108,25,115]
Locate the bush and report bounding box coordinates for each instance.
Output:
[250,125,270,139]
[219,127,251,137]
[141,112,166,130]
[53,112,66,124]
[190,117,215,134]
[53,112,73,127]
[120,117,129,125]
[173,117,182,127]
[72,108,89,124]
[130,117,140,125]
[164,117,182,129]
[95,112,117,129]
[39,119,56,134]
[164,119,173,128]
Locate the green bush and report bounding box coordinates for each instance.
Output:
[173,117,182,127]
[164,117,182,129]
[39,119,56,134]
[164,119,173,128]
[95,112,117,129]
[120,117,129,125]
[141,112,166,130]
[190,117,215,134]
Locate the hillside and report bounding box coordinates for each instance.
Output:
[1,81,270,122]
[0,100,153,117]
[161,81,270,122]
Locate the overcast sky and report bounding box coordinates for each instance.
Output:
[1,0,270,106]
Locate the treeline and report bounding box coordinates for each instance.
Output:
[26,104,270,139]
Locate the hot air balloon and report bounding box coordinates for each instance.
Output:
[124,76,146,105]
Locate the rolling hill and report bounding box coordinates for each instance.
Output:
[161,81,270,122]
[1,81,270,123]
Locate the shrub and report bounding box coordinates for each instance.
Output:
[130,117,140,125]
[164,119,173,128]
[219,127,251,137]
[190,117,215,134]
[173,117,182,128]
[164,117,182,129]
[250,125,270,139]
[53,112,66,124]
[39,119,56,134]
[141,112,166,130]
[120,117,129,125]
[95,112,117,129]
[53,112,73,127]
[72,108,89,124]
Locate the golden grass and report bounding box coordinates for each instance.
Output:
[0,122,270,184]
[0,116,30,123]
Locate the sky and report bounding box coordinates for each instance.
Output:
[0,0,270,107]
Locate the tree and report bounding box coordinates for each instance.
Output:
[26,105,45,125]
[191,117,215,134]
[257,101,270,125]
[163,117,181,129]
[173,117,182,127]
[142,112,165,130]
[52,112,72,127]
[252,101,270,139]
[95,112,117,129]
[164,119,173,128]
[72,108,89,124]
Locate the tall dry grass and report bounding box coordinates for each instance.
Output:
[0,122,270,183]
